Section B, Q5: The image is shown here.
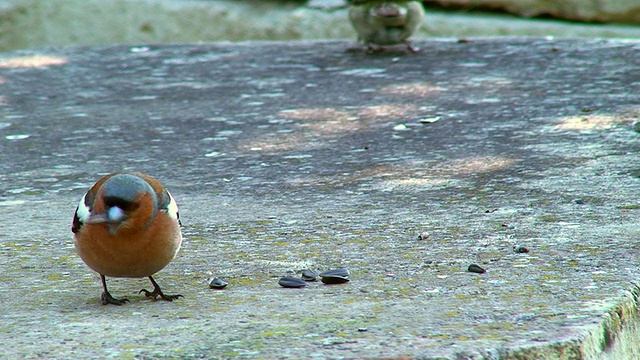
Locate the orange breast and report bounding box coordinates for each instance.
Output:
[74,213,182,278]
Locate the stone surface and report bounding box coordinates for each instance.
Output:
[431,0,640,24]
[1,39,640,358]
[2,0,640,52]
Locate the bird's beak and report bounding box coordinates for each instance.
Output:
[86,207,127,236]
[85,213,111,224]
[86,214,122,236]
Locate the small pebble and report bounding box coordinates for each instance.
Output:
[513,245,530,253]
[417,232,430,240]
[209,277,228,289]
[278,276,307,288]
[467,264,486,274]
[301,269,319,282]
[320,268,350,284]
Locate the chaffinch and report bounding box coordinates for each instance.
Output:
[348,0,425,52]
[72,172,183,305]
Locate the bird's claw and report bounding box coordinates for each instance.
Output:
[139,288,183,302]
[101,291,130,306]
[404,40,420,53]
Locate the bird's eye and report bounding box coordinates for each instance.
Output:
[103,196,139,212]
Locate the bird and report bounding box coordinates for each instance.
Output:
[348,0,425,52]
[72,172,183,305]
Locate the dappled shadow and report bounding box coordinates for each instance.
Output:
[2,40,638,203]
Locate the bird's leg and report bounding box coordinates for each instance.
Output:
[366,44,384,53]
[100,274,129,305]
[404,39,420,53]
[139,276,183,302]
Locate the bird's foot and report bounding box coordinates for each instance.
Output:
[101,291,130,306]
[140,276,183,302]
[404,40,420,53]
[366,45,384,53]
[139,287,183,302]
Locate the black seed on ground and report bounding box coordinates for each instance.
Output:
[209,277,228,289]
[319,268,349,278]
[301,269,319,282]
[320,268,350,284]
[468,264,486,274]
[279,276,307,288]
[321,276,350,284]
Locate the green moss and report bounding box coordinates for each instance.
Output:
[262,330,287,337]
[538,214,561,222]
[539,274,561,281]
[47,273,65,281]
[255,219,275,225]
[5,243,28,251]
[617,204,640,210]
[232,276,266,287]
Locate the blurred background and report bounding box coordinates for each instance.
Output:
[1,0,640,51]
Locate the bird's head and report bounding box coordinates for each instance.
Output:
[371,2,408,26]
[86,173,158,236]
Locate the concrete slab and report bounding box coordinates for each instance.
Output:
[1,38,640,359]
